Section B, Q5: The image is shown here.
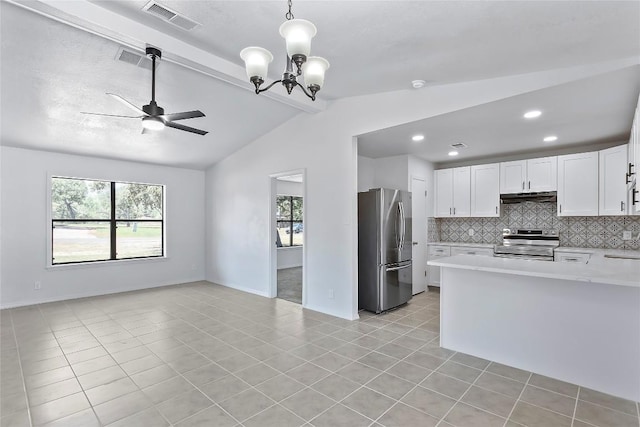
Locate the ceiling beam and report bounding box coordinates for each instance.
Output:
[8,0,327,114]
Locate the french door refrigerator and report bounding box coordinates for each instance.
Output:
[358,188,412,313]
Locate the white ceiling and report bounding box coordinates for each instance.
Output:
[358,65,640,163]
[1,1,639,170]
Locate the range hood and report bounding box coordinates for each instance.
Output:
[500,191,557,204]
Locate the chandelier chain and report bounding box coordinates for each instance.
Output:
[285,0,294,20]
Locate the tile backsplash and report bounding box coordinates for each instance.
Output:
[431,202,640,250]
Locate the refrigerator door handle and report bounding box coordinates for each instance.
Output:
[386,262,412,272]
[399,201,405,250]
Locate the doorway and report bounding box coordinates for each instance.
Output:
[270,171,305,305]
[411,176,427,294]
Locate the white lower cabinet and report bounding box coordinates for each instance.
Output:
[450,247,494,257]
[427,245,450,287]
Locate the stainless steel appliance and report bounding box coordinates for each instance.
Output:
[494,228,559,261]
[358,188,412,313]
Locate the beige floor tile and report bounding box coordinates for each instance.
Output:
[474,371,525,398]
[174,405,237,427]
[25,366,75,390]
[218,388,275,422]
[21,355,69,376]
[281,388,335,420]
[461,385,518,418]
[401,385,456,418]
[450,353,491,370]
[255,374,305,402]
[404,351,447,370]
[528,374,578,397]
[106,407,169,427]
[386,361,432,384]
[65,346,108,364]
[366,372,415,400]
[377,402,439,427]
[520,385,576,417]
[509,401,572,427]
[40,408,100,427]
[444,402,506,427]
[85,377,139,406]
[420,372,471,400]
[263,352,306,372]
[26,377,82,407]
[336,362,382,385]
[130,364,177,388]
[199,375,251,402]
[71,354,117,376]
[30,392,91,425]
[579,387,639,416]
[216,352,259,373]
[308,403,372,427]
[143,376,195,404]
[1,410,31,427]
[156,389,213,424]
[286,362,331,385]
[234,362,279,386]
[342,387,395,420]
[486,362,530,383]
[1,390,27,416]
[77,365,127,390]
[311,352,353,372]
[245,404,307,427]
[93,390,153,425]
[311,374,361,401]
[574,399,639,427]
[357,351,398,371]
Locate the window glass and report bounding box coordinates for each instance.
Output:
[276,195,303,247]
[51,177,164,265]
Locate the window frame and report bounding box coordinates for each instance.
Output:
[276,195,303,247]
[48,176,165,266]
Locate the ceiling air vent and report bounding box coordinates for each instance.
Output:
[450,142,468,149]
[142,1,201,31]
[115,47,156,70]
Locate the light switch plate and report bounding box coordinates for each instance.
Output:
[623,231,632,240]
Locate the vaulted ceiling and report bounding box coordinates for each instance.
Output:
[1,1,639,169]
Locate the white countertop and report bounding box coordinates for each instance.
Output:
[555,247,640,260]
[428,254,640,288]
[427,242,495,249]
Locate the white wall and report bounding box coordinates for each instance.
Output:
[0,147,205,308]
[357,156,375,192]
[276,180,303,197]
[205,60,632,320]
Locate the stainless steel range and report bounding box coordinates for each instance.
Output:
[494,228,559,261]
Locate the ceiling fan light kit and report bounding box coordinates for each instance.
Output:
[82,46,208,135]
[240,0,329,101]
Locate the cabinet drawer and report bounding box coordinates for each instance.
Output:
[450,247,494,257]
[555,253,590,263]
[428,246,451,257]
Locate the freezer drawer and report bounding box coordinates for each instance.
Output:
[379,261,413,313]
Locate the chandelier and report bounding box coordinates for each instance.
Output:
[240,0,329,101]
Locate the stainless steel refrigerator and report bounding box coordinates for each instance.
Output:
[358,188,412,314]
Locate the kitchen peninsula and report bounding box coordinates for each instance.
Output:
[428,254,640,401]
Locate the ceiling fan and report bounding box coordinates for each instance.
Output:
[82,47,208,136]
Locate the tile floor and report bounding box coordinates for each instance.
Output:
[1,282,639,427]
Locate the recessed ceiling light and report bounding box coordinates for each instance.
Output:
[523,110,542,119]
[448,150,459,156]
[412,134,425,142]
[543,135,558,142]
[411,80,426,89]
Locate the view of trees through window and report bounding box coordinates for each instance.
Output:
[276,195,303,246]
[51,177,163,264]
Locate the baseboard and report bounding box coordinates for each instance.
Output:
[303,302,359,321]
[0,277,204,309]
[207,279,270,298]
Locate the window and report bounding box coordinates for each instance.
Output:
[276,195,303,247]
[51,177,163,265]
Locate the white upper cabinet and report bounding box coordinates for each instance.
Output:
[628,98,640,215]
[434,167,470,217]
[470,163,500,217]
[599,145,627,216]
[500,156,557,194]
[557,152,598,216]
[434,169,454,217]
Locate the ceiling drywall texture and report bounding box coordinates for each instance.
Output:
[358,65,640,163]
[1,1,639,170]
[94,1,640,99]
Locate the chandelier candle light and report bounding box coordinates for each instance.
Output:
[240,0,329,101]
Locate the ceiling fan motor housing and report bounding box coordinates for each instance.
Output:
[146,46,162,59]
[143,101,164,116]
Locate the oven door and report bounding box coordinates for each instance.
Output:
[493,253,554,261]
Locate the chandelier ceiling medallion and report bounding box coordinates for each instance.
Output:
[240,0,329,101]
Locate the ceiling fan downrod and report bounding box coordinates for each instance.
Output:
[143,47,164,116]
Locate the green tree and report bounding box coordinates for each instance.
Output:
[116,184,162,219]
[52,178,88,219]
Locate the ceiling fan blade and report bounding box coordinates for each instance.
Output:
[161,110,206,121]
[81,112,143,118]
[165,121,208,136]
[107,93,147,115]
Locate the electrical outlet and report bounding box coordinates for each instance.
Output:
[468,229,474,237]
[623,231,632,240]
[34,281,41,290]
[329,289,334,299]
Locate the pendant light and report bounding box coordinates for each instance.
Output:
[240,0,329,101]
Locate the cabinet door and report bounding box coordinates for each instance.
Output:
[452,167,471,217]
[500,161,526,194]
[527,156,557,192]
[434,169,453,217]
[599,145,627,216]
[470,163,500,217]
[557,152,599,216]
